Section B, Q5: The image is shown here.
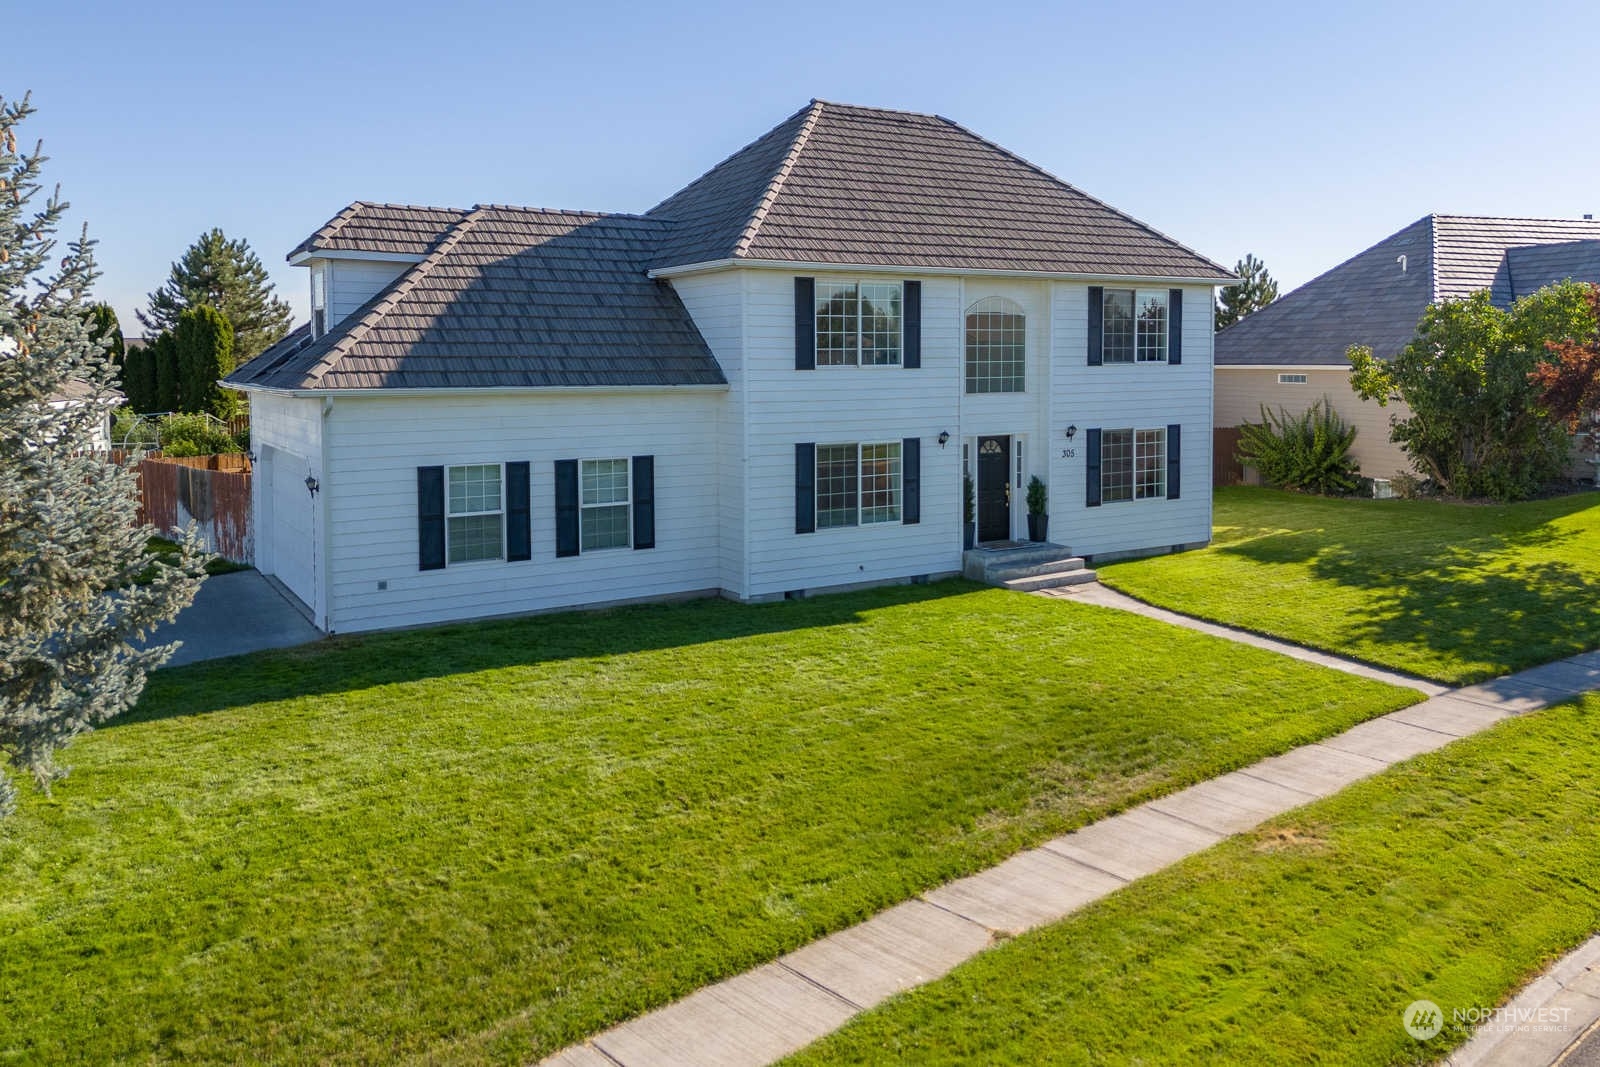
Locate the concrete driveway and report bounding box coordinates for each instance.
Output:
[149,570,322,668]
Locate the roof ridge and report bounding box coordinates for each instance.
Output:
[930,114,1234,280]
[734,99,824,258]
[302,207,485,385]
[807,98,944,122]
[310,202,367,250]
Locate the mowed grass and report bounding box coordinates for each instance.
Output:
[1100,487,1600,685]
[0,583,1415,1065]
[792,694,1600,1066]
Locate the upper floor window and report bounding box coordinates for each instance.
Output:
[447,463,503,563]
[310,268,327,338]
[965,297,1026,393]
[816,281,902,366]
[1102,289,1168,364]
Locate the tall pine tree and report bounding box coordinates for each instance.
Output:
[1216,253,1280,330]
[139,228,291,361]
[0,92,205,818]
[173,304,236,418]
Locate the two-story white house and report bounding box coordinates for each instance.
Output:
[226,100,1234,633]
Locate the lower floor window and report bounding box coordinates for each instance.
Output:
[818,441,901,527]
[448,463,504,563]
[1101,428,1166,502]
[581,458,631,550]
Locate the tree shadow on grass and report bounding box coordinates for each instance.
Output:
[1219,494,1600,681]
[113,578,980,728]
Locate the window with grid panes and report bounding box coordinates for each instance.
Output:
[964,297,1025,393]
[447,464,503,563]
[580,458,630,550]
[814,282,901,366]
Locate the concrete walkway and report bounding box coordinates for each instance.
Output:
[147,571,322,668]
[1446,935,1600,1067]
[1041,580,1450,696]
[544,636,1600,1066]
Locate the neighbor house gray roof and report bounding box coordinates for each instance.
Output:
[1216,214,1600,366]
[646,100,1233,280]
[231,206,725,390]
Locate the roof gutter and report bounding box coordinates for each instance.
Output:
[225,382,731,399]
[647,257,1240,287]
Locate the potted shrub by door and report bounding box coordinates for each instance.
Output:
[963,473,976,550]
[1026,475,1048,542]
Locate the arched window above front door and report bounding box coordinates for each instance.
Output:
[965,297,1025,394]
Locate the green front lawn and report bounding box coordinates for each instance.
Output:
[1100,487,1600,685]
[792,694,1600,1066]
[0,583,1415,1065]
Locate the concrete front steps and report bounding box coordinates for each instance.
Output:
[962,542,1097,592]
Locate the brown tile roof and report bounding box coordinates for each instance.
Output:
[290,202,468,259]
[232,207,725,390]
[646,100,1232,280]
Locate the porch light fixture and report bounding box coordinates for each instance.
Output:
[938,431,951,449]
[1064,425,1078,440]
[304,474,320,496]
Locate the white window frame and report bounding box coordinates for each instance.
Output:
[1102,288,1169,365]
[964,296,1026,393]
[1278,373,1309,384]
[579,457,632,552]
[815,280,903,368]
[445,462,505,565]
[1100,428,1168,503]
[815,441,902,528]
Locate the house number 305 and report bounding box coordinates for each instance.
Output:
[1060,448,1077,459]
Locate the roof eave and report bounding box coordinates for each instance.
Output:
[287,249,429,267]
[227,382,731,398]
[648,257,1238,286]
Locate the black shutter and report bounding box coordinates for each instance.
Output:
[555,459,579,557]
[795,443,815,534]
[1085,429,1102,507]
[902,281,921,369]
[632,455,655,550]
[506,461,531,562]
[901,437,920,524]
[1087,286,1104,366]
[795,277,815,370]
[1168,289,1183,365]
[418,466,445,570]
[1167,424,1181,500]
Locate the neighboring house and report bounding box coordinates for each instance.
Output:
[1215,214,1600,480]
[47,380,119,452]
[226,100,1234,633]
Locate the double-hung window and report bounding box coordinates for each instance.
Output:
[816,281,902,366]
[816,442,902,527]
[447,463,503,563]
[1101,289,1168,364]
[1100,428,1166,502]
[580,458,630,550]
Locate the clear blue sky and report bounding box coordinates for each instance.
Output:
[14,0,1600,331]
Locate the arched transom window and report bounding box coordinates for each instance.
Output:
[965,297,1025,394]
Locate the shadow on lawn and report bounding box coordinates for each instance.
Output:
[115,578,979,727]
[1221,493,1600,680]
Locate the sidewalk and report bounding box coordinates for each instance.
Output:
[1445,935,1600,1067]
[544,596,1600,1067]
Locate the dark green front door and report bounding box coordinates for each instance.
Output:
[977,435,1010,542]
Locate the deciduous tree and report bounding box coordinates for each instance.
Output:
[1530,283,1600,468]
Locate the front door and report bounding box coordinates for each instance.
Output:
[977,435,1011,543]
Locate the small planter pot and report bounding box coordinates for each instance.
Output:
[1027,514,1048,542]
[964,524,976,550]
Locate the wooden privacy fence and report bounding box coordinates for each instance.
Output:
[1213,426,1244,487]
[134,454,253,563]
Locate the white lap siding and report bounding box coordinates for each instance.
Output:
[1048,282,1214,559]
[249,392,329,625]
[325,258,414,326]
[738,271,963,598]
[322,391,723,633]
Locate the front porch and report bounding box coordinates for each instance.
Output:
[962,541,1097,592]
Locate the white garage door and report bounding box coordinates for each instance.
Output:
[265,446,316,611]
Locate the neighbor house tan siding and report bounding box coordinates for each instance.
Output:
[1214,368,1416,480]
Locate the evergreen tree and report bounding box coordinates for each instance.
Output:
[0,92,205,818]
[1216,253,1280,330]
[121,342,156,413]
[149,330,180,411]
[85,302,123,373]
[173,304,235,418]
[138,228,291,361]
